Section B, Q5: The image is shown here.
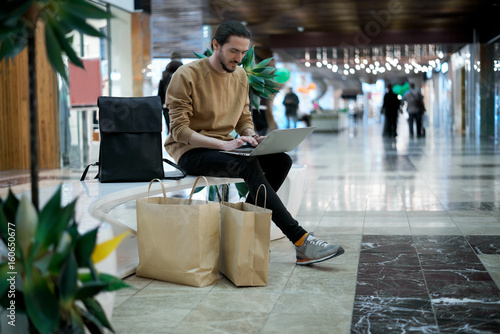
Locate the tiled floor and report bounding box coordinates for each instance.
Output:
[2,119,500,333]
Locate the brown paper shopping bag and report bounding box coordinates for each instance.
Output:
[220,185,272,286]
[136,177,220,287]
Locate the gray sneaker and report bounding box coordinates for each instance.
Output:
[295,233,345,265]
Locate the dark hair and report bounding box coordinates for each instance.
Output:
[162,60,182,81]
[212,20,251,47]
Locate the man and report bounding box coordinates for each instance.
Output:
[381,84,401,137]
[283,87,300,128]
[157,51,183,133]
[165,20,344,265]
[402,82,425,137]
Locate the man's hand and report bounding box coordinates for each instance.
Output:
[221,135,261,151]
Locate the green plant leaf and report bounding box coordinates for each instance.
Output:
[0,0,34,26]
[253,57,273,69]
[193,51,207,59]
[82,297,114,332]
[0,262,11,298]
[75,281,109,300]
[193,186,205,194]
[0,205,9,246]
[250,83,265,94]
[0,24,29,60]
[57,11,106,38]
[80,308,105,334]
[59,252,78,305]
[208,185,217,202]
[46,17,83,68]
[235,182,249,199]
[248,74,264,86]
[79,272,132,291]
[250,66,275,76]
[34,187,75,258]
[46,230,73,274]
[1,189,19,223]
[250,93,260,110]
[24,268,59,334]
[60,2,112,20]
[75,228,98,267]
[44,21,69,82]
[66,307,86,334]
[241,46,255,71]
[263,78,281,89]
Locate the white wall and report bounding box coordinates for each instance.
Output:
[110,7,133,97]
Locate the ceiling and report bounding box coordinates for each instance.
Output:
[203,0,500,83]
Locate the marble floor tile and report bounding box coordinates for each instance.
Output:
[261,312,352,334]
[172,309,269,334]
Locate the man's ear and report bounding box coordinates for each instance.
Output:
[212,40,219,52]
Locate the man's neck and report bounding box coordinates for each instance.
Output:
[208,54,226,74]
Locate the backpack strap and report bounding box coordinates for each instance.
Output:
[162,159,187,180]
[80,162,100,181]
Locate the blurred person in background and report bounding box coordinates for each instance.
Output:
[283,87,300,128]
[381,83,401,137]
[158,52,183,133]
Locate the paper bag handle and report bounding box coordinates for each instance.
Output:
[255,184,267,209]
[188,176,210,204]
[147,178,167,203]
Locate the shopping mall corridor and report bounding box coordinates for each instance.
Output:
[107,119,500,333]
[1,118,499,333]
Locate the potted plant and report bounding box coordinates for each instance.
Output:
[0,0,112,210]
[0,186,130,333]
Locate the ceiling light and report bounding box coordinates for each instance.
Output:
[305,62,310,67]
[297,26,305,32]
[441,62,449,73]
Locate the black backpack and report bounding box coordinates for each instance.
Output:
[80,96,186,182]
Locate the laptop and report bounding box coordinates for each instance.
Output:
[222,127,316,156]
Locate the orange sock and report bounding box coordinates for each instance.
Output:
[294,233,308,247]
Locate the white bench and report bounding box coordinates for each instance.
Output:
[38,166,307,278]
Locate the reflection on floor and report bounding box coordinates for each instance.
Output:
[2,120,500,333]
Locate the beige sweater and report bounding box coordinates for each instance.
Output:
[164,58,254,162]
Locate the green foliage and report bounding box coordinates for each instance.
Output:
[194,46,281,109]
[0,187,130,333]
[193,183,249,202]
[0,0,112,82]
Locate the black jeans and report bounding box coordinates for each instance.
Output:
[178,148,307,243]
[408,113,423,136]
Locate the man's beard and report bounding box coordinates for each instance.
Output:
[218,53,237,73]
